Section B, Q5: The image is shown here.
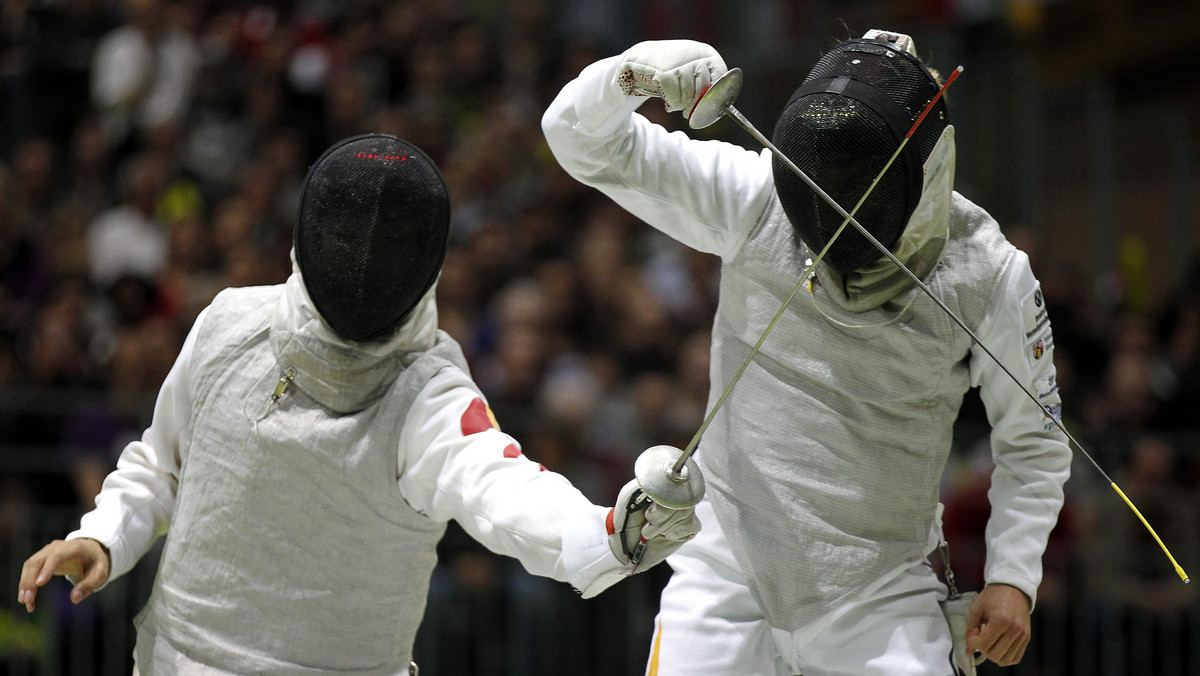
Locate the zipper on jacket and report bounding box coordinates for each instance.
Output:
[257,366,295,421]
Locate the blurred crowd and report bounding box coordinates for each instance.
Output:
[0,0,720,508]
[2,0,1200,673]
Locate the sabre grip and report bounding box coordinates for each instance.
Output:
[622,488,653,563]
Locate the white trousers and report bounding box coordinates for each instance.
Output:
[646,500,958,676]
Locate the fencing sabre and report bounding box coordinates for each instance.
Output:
[639,63,1191,584]
[623,65,954,564]
[626,65,960,564]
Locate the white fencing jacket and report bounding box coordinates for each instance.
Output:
[67,265,625,673]
[543,55,1072,631]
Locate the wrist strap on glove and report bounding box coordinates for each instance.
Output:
[608,484,653,563]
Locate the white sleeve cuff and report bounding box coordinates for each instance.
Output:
[560,505,634,598]
[984,566,1039,612]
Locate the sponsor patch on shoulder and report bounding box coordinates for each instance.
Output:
[1022,284,1054,365]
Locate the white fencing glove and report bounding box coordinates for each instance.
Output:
[616,40,727,118]
[607,479,700,572]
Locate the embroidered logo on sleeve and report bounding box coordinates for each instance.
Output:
[1022,284,1054,366]
[1034,373,1059,401]
[460,397,546,470]
[460,397,500,435]
[501,440,545,470]
[1038,402,1063,431]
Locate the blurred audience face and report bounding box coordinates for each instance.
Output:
[125,153,168,216]
[13,138,57,209]
[28,279,90,386]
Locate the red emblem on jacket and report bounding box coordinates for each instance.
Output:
[460,397,498,435]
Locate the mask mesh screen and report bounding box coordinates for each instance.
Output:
[772,93,909,272]
[771,41,947,272]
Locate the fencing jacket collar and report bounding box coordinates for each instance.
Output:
[269,249,440,414]
[813,126,956,312]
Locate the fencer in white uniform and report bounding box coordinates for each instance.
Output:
[16,134,700,674]
[542,34,1071,676]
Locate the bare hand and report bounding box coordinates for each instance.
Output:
[17,538,110,612]
[965,583,1031,666]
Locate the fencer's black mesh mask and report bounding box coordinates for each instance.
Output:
[772,37,948,273]
[296,134,450,342]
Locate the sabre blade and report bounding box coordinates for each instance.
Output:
[787,110,1191,586]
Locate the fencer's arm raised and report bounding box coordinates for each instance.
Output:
[541,41,774,260]
[968,250,1072,609]
[397,370,698,598]
[17,307,200,612]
